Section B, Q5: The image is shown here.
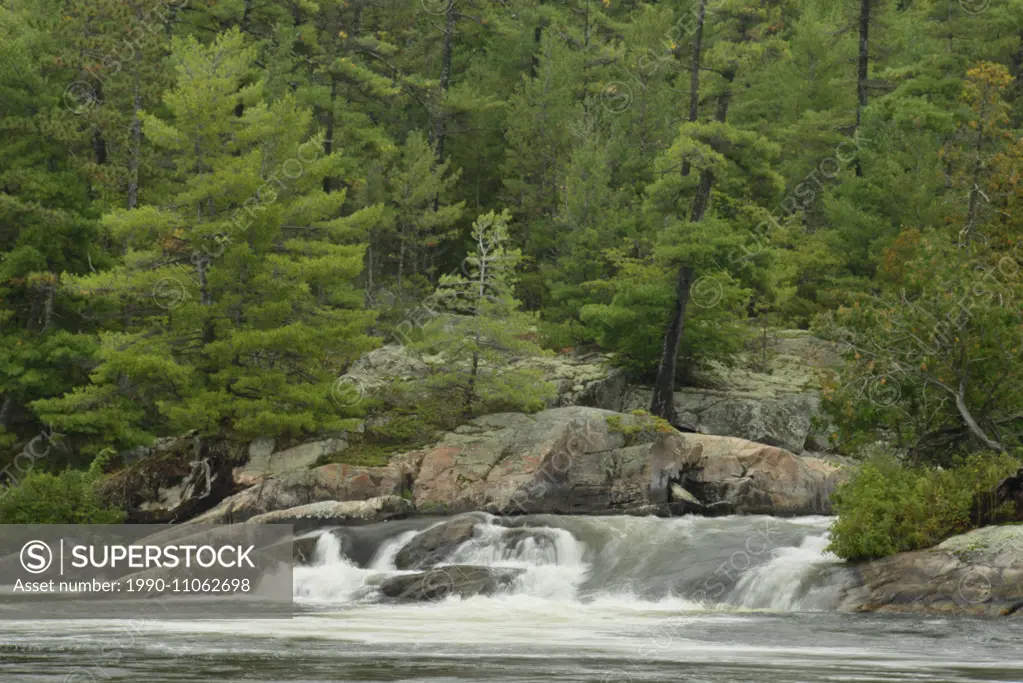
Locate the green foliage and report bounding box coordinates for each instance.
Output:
[413,210,556,415]
[828,451,1019,562]
[87,447,119,478]
[0,0,105,443]
[817,230,1023,462]
[0,470,125,524]
[32,30,379,452]
[606,410,675,446]
[582,251,750,380]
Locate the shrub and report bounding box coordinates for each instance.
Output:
[606,411,675,446]
[0,470,126,524]
[828,451,1019,561]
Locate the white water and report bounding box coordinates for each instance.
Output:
[293,514,843,611]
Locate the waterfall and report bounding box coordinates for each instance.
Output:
[292,514,846,612]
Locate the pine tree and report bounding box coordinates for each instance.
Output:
[646,0,789,422]
[385,131,464,293]
[414,210,555,416]
[33,30,379,452]
[0,0,101,453]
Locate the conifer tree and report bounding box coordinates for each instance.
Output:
[414,210,555,416]
[385,132,464,293]
[0,0,101,450]
[33,30,378,452]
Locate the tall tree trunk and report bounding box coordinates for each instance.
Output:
[324,2,362,193]
[240,0,253,33]
[233,0,253,118]
[323,74,338,193]
[431,2,455,218]
[197,256,214,344]
[434,2,455,163]
[530,0,546,80]
[464,246,487,416]
[650,266,695,423]
[41,283,55,332]
[681,0,708,178]
[127,88,141,208]
[689,70,733,223]
[962,121,986,243]
[127,4,143,209]
[651,71,734,423]
[92,128,107,166]
[855,0,870,176]
[0,395,12,431]
[397,229,406,292]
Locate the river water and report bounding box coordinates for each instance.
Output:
[1,515,1021,682]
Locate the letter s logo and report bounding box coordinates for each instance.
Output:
[20,540,53,574]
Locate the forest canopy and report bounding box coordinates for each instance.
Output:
[1,0,1022,473]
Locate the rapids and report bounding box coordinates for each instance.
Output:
[293,514,849,610]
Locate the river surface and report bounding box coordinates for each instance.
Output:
[1,515,1021,682]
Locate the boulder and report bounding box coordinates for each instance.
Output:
[409,406,842,517]
[513,352,629,410]
[840,525,1023,617]
[348,344,431,384]
[680,440,845,515]
[377,565,525,601]
[393,514,487,569]
[244,495,414,533]
[187,460,416,524]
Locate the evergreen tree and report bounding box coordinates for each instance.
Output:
[384,131,464,293]
[414,210,555,416]
[0,0,101,453]
[819,64,1023,462]
[33,30,378,452]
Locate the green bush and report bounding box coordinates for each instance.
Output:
[828,451,1019,561]
[0,470,126,524]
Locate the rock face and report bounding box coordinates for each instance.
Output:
[342,344,628,411]
[393,514,487,569]
[243,496,414,533]
[377,565,524,601]
[233,437,350,486]
[187,460,417,524]
[625,331,840,454]
[840,525,1023,617]
[98,433,237,523]
[122,405,840,523]
[409,407,842,517]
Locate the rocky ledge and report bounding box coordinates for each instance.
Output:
[159,406,844,524]
[104,331,846,523]
[840,525,1023,617]
[405,406,843,517]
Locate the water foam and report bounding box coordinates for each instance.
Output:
[729,532,839,610]
[290,514,844,611]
